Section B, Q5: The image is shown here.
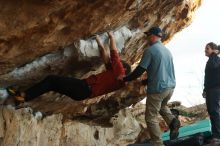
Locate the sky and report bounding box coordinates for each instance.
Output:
[165,0,220,107]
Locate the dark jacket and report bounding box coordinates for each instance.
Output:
[204,53,220,91]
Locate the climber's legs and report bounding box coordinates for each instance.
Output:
[23,75,91,101]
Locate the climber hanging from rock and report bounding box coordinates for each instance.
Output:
[6,31,132,105]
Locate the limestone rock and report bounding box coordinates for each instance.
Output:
[0,0,202,145]
[0,0,202,117]
[0,107,141,146]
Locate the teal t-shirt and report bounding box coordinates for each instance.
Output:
[139,41,176,93]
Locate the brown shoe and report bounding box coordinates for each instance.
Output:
[14,95,25,106]
[169,118,181,140]
[210,138,220,144]
[6,86,24,106]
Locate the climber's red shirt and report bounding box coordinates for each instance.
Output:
[85,49,125,98]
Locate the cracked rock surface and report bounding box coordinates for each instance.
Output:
[0,0,202,145]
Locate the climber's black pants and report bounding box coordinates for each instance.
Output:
[25,75,91,101]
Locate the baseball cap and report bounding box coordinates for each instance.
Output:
[144,26,164,38]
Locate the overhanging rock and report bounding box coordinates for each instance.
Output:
[0,0,203,145]
[0,0,202,118]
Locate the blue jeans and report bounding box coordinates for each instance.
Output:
[206,88,220,139]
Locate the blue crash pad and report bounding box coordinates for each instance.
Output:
[128,119,211,146]
[162,119,211,141]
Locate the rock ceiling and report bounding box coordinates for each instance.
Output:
[0,0,202,119]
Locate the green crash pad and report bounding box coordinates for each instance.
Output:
[162,119,211,141]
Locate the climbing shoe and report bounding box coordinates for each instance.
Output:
[6,86,24,105]
[169,118,181,140]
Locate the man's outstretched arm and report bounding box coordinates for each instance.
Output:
[123,66,146,81]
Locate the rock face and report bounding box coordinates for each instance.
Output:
[0,0,201,86]
[0,106,141,146]
[0,0,202,146]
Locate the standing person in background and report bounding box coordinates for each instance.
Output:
[203,42,220,144]
[123,26,180,146]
